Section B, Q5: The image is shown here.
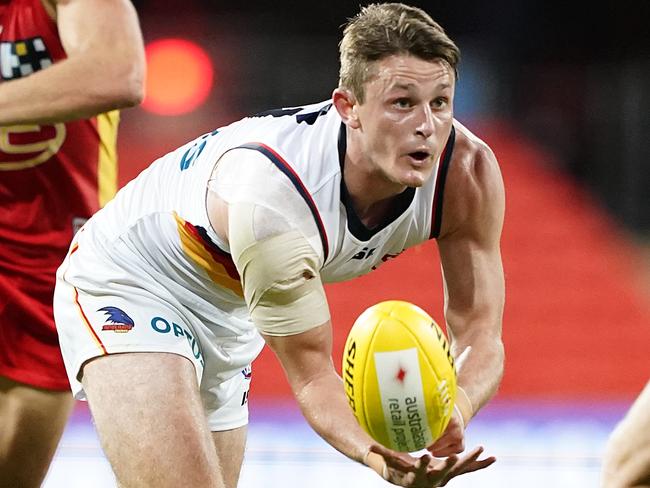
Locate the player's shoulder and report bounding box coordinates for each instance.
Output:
[438,120,504,237]
[449,120,501,188]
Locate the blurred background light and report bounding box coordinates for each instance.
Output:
[142,38,214,116]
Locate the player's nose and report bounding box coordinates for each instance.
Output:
[415,104,435,139]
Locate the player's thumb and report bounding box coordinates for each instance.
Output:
[368,444,414,471]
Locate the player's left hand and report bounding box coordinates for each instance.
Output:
[369,444,496,487]
[426,410,465,457]
[428,446,496,486]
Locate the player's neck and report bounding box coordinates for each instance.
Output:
[343,156,407,229]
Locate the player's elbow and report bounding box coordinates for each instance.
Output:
[115,65,145,107]
[120,81,144,108]
[454,326,504,373]
[493,338,505,382]
[101,58,145,108]
[475,333,506,384]
[476,334,504,383]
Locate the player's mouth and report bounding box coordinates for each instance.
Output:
[406,151,431,165]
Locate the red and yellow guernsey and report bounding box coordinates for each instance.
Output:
[0,0,119,272]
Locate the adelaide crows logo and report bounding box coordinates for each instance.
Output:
[98,306,135,333]
[241,366,252,380]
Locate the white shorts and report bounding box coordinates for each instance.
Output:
[54,227,264,431]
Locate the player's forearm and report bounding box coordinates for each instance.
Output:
[0,55,143,126]
[264,325,378,466]
[293,370,373,464]
[451,330,504,421]
[602,382,650,487]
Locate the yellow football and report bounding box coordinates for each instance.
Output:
[342,300,456,452]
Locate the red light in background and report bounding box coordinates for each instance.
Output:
[142,38,214,116]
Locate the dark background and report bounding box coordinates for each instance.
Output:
[131,0,650,237]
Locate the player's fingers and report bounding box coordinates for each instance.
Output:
[428,442,462,457]
[427,431,450,448]
[369,444,414,471]
[465,455,496,473]
[415,453,430,475]
[404,471,416,485]
[452,445,483,470]
[446,447,496,477]
[458,445,484,465]
[426,453,458,477]
[454,452,496,476]
[437,457,495,487]
[427,432,464,456]
[433,453,467,487]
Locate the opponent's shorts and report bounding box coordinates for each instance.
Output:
[0,257,70,391]
[54,229,264,431]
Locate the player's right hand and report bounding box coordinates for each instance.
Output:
[367,443,496,487]
[426,410,465,456]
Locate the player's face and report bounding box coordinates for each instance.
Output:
[356,55,455,188]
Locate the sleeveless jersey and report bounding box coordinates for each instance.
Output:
[0,0,120,272]
[81,100,454,336]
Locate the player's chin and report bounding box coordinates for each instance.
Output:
[401,171,428,188]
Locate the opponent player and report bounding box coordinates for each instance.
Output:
[0,0,144,486]
[602,381,650,487]
[54,3,504,486]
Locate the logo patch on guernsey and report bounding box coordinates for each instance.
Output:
[0,39,64,171]
[242,366,252,380]
[98,306,135,333]
[0,37,52,80]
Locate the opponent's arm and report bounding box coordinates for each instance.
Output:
[430,132,505,456]
[0,0,145,125]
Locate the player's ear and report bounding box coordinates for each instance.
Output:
[332,88,361,129]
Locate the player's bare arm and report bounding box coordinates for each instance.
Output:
[430,121,506,455]
[263,323,375,462]
[263,321,496,487]
[207,165,495,486]
[207,183,385,472]
[602,381,650,487]
[0,0,144,125]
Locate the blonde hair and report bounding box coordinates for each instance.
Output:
[339,3,460,102]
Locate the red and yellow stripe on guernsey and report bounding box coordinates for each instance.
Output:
[96,110,120,207]
[67,244,108,355]
[174,213,244,297]
[73,287,107,355]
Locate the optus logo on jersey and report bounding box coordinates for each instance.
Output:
[150,316,205,368]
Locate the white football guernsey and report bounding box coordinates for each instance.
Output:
[53,100,455,424]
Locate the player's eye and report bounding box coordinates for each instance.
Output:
[431,97,449,109]
[392,98,412,109]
